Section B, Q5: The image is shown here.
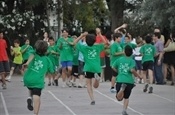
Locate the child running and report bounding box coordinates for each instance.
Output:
[47,37,60,86]
[112,45,141,115]
[21,38,33,81]
[76,32,107,105]
[23,40,54,115]
[6,39,23,81]
[140,35,156,93]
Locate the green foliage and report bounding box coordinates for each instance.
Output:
[63,0,109,32]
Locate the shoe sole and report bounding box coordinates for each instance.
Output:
[27,99,33,111]
[143,84,149,92]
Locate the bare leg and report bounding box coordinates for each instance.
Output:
[170,65,175,85]
[100,68,105,82]
[86,78,94,101]
[7,67,15,81]
[93,78,99,88]
[33,95,40,115]
[148,69,154,84]
[142,70,147,83]
[163,63,168,83]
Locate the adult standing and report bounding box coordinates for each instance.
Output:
[153,32,164,84]
[163,31,175,85]
[0,31,10,89]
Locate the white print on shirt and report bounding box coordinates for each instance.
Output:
[32,59,43,72]
[88,49,97,59]
[119,63,129,73]
[145,47,152,54]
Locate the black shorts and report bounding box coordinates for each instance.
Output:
[142,61,154,71]
[12,63,22,69]
[0,61,10,74]
[72,65,78,77]
[85,72,100,79]
[116,83,134,99]
[28,88,42,96]
[78,61,84,75]
[111,68,118,77]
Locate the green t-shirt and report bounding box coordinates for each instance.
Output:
[13,47,23,64]
[21,45,33,60]
[57,37,74,62]
[72,46,79,66]
[112,56,135,84]
[47,45,59,67]
[110,42,123,66]
[77,43,104,73]
[140,44,156,63]
[23,53,54,89]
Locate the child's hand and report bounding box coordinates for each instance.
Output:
[121,23,127,28]
[22,63,28,70]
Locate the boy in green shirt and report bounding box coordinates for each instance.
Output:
[47,37,59,86]
[140,35,156,93]
[23,40,54,115]
[112,45,140,115]
[56,29,74,87]
[21,38,33,81]
[6,39,23,81]
[77,33,107,105]
[21,38,33,63]
[110,33,124,93]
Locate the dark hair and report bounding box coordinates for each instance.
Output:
[24,37,30,42]
[119,28,126,34]
[85,34,96,46]
[62,28,69,33]
[154,32,161,38]
[113,33,122,40]
[34,40,48,56]
[49,36,55,41]
[145,35,152,44]
[125,45,133,57]
[14,39,20,44]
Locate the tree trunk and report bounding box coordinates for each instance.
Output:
[46,0,51,34]
[57,0,63,38]
[108,0,125,31]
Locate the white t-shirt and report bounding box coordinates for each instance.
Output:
[133,46,142,61]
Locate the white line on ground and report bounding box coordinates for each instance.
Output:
[48,90,77,115]
[152,94,175,103]
[0,92,9,115]
[95,90,145,115]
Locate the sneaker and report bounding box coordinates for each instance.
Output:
[110,88,116,93]
[48,82,51,86]
[2,84,7,89]
[54,79,58,86]
[72,82,77,87]
[143,84,149,92]
[78,85,83,88]
[170,82,174,86]
[27,98,33,111]
[66,82,72,87]
[94,73,100,81]
[90,101,95,105]
[148,86,153,93]
[122,110,128,115]
[5,77,11,82]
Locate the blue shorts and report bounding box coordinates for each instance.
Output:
[61,61,73,68]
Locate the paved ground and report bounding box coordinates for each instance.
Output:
[0,75,175,115]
